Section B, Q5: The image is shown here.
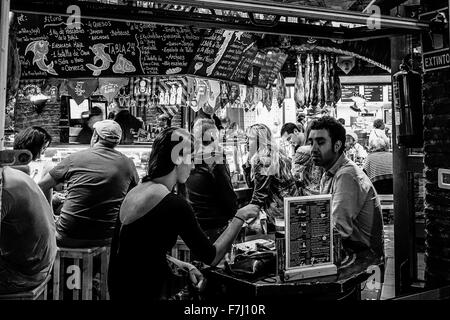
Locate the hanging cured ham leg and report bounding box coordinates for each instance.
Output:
[317,54,324,109]
[323,55,330,106]
[276,72,287,108]
[294,54,305,112]
[304,53,311,107]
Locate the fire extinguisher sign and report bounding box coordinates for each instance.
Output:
[420,7,450,73]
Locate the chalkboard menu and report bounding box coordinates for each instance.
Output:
[341,85,359,103]
[364,84,383,102]
[187,30,258,82]
[252,51,288,88]
[15,13,202,79]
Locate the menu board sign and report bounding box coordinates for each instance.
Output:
[15,13,287,88]
[341,85,359,103]
[283,195,337,281]
[256,51,288,88]
[364,85,383,102]
[187,30,258,82]
[15,13,201,78]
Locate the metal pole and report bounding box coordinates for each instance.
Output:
[152,0,430,31]
[0,0,10,151]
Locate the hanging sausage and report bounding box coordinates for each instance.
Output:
[329,54,335,105]
[304,53,311,107]
[310,54,318,107]
[323,54,330,106]
[333,56,342,104]
[276,72,287,108]
[317,54,324,108]
[294,54,305,110]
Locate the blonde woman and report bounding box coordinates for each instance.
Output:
[243,123,300,230]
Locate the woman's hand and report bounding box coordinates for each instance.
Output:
[236,203,260,223]
[185,263,205,291]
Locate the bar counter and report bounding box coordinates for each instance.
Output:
[201,249,384,300]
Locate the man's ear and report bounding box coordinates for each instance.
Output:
[334,140,342,153]
[174,155,183,166]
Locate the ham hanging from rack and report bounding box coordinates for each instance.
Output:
[317,54,324,108]
[334,70,342,104]
[304,53,311,107]
[276,72,286,108]
[329,55,335,105]
[294,54,305,110]
[310,54,318,107]
[323,55,330,105]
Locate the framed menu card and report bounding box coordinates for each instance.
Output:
[283,195,337,282]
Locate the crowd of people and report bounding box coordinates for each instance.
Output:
[1,112,391,300]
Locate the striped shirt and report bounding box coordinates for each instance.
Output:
[363,151,393,183]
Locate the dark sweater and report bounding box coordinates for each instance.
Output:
[186,159,238,230]
[108,193,215,300]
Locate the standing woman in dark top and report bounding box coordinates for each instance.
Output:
[186,118,238,241]
[108,127,258,300]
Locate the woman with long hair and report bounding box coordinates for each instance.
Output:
[243,123,299,231]
[108,127,258,300]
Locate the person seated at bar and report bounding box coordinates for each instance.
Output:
[279,122,323,196]
[308,116,384,257]
[369,119,390,151]
[38,120,139,248]
[1,164,56,294]
[345,130,367,163]
[363,134,393,195]
[291,122,325,196]
[76,106,103,144]
[185,118,238,242]
[13,126,52,181]
[107,127,259,300]
[280,122,305,154]
[242,123,300,232]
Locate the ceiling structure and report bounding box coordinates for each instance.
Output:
[10,0,426,73]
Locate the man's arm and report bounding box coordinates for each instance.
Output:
[38,173,59,204]
[331,172,364,239]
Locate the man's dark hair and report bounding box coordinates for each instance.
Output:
[309,116,346,154]
[337,118,345,125]
[280,122,302,136]
[14,126,52,160]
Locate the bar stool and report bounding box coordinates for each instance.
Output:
[52,246,110,300]
[0,273,52,300]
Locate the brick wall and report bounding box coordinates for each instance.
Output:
[422,68,450,286]
[422,0,450,287]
